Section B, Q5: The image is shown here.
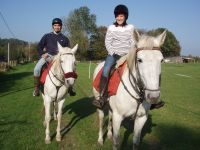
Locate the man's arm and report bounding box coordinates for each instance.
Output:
[37,34,47,57]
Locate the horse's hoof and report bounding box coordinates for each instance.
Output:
[98,139,103,146]
[56,136,62,142]
[45,139,51,144]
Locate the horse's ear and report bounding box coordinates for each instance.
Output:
[57,42,63,52]
[72,44,78,54]
[156,30,167,46]
[133,29,140,43]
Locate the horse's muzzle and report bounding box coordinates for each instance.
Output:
[145,90,160,104]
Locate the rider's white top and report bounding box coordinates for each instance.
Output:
[105,24,135,56]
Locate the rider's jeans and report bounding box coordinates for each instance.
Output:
[102,55,116,78]
[34,54,53,77]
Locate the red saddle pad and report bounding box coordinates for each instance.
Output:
[40,63,52,85]
[93,62,126,96]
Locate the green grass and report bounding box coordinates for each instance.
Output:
[0,62,200,150]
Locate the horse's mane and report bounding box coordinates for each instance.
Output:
[127,34,156,71]
[51,53,63,75]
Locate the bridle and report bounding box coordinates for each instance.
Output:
[117,47,161,118]
[47,52,77,101]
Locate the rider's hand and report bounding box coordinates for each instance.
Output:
[42,53,48,58]
[113,53,120,60]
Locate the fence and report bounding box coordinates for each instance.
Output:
[0,60,17,72]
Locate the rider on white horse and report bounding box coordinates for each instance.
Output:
[33,18,76,97]
[92,4,165,110]
[92,4,135,109]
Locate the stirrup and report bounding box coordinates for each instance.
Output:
[92,99,105,109]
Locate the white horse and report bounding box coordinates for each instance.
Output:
[42,43,78,144]
[93,30,166,150]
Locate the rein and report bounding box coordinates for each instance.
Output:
[117,47,161,120]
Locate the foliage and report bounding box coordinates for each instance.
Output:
[147,28,181,57]
[63,6,97,60]
[89,26,107,60]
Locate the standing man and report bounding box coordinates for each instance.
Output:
[33,18,76,97]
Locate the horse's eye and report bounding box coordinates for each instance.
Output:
[137,58,142,63]
[60,60,63,63]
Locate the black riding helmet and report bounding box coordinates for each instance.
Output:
[52,18,62,26]
[114,4,129,20]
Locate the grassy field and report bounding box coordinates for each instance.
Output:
[0,62,200,150]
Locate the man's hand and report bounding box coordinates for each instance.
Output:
[42,53,48,58]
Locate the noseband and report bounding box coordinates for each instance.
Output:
[60,53,78,79]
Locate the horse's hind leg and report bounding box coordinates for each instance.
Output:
[56,99,65,142]
[133,115,147,150]
[97,108,104,145]
[107,110,112,139]
[44,97,51,144]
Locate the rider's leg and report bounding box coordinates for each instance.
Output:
[93,55,116,109]
[33,57,46,96]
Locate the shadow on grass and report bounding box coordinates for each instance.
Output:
[50,96,96,139]
[118,116,200,150]
[0,71,33,94]
[142,124,200,150]
[118,115,155,150]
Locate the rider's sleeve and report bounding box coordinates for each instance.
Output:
[105,25,114,55]
[37,34,47,57]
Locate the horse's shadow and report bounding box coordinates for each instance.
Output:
[119,114,156,150]
[56,96,96,138]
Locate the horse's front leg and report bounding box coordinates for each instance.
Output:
[133,114,148,150]
[97,108,104,145]
[53,101,57,120]
[44,96,51,144]
[56,99,65,142]
[112,112,123,150]
[107,110,113,139]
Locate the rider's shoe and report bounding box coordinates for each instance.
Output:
[92,97,106,109]
[150,101,165,110]
[68,87,76,96]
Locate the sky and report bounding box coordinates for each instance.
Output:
[0,0,200,56]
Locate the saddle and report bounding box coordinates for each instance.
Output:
[93,60,127,97]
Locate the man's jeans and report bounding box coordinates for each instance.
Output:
[34,54,53,77]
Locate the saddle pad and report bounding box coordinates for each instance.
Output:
[40,63,52,84]
[93,61,127,96]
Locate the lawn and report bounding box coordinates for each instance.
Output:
[0,62,200,150]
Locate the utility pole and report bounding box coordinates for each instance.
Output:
[7,42,10,66]
[29,42,31,62]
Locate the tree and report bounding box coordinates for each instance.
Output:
[147,28,181,57]
[89,26,107,60]
[63,6,97,60]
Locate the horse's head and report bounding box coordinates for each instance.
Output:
[57,42,78,86]
[133,30,166,104]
